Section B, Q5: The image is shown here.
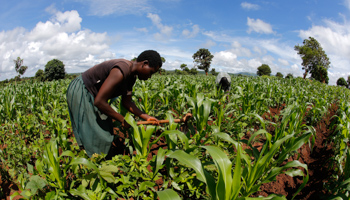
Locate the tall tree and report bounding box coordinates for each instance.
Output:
[347,76,350,88]
[13,57,28,79]
[257,64,271,76]
[44,59,66,81]
[192,48,214,75]
[294,37,330,82]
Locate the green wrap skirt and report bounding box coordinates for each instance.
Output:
[66,75,114,157]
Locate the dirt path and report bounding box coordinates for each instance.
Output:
[254,104,338,199]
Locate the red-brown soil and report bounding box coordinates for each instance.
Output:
[253,103,338,199]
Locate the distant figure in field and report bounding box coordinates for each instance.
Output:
[216,72,231,92]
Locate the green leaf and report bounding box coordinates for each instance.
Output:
[167,150,206,183]
[202,145,232,200]
[157,189,182,200]
[154,147,166,177]
[70,157,99,173]
[139,181,156,192]
[25,175,47,194]
[167,150,216,198]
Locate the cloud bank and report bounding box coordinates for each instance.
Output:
[0,10,114,79]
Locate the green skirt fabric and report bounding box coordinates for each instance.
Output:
[66,75,114,157]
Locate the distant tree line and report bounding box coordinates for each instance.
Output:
[0,57,68,86]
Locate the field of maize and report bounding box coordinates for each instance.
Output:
[0,74,350,200]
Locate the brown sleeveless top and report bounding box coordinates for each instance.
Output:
[81,59,136,98]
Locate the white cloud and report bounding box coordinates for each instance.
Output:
[278,58,289,66]
[202,40,216,48]
[0,9,114,80]
[247,17,274,34]
[182,24,200,38]
[253,46,266,55]
[344,0,350,10]
[88,0,152,16]
[212,51,245,73]
[230,41,252,57]
[147,13,173,41]
[134,27,148,33]
[241,2,260,10]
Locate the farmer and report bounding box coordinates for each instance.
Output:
[66,50,162,157]
[215,72,231,92]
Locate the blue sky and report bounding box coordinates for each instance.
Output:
[1,0,350,85]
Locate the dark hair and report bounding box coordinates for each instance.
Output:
[218,77,230,91]
[137,50,162,68]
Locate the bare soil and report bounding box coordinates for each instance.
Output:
[253,103,339,199]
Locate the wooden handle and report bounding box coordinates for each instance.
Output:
[136,113,192,125]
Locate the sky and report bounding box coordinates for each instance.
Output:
[1,0,350,85]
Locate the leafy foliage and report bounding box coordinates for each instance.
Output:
[257,64,271,76]
[285,73,293,79]
[276,72,283,78]
[13,57,28,79]
[337,77,347,87]
[193,48,214,75]
[44,59,66,81]
[35,69,45,81]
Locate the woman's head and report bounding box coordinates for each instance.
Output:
[137,50,162,69]
[135,50,162,80]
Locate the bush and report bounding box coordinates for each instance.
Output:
[285,73,293,79]
[276,72,283,78]
[337,77,347,87]
[35,69,45,81]
[44,59,66,81]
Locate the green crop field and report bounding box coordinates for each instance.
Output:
[1,75,350,199]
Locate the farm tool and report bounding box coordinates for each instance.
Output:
[137,113,192,126]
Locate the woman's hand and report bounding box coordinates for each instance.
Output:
[145,115,159,125]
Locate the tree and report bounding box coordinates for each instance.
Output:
[192,48,214,75]
[180,64,187,71]
[285,73,293,79]
[189,67,198,75]
[158,68,166,75]
[158,57,166,75]
[257,64,271,76]
[44,59,66,81]
[310,65,329,84]
[294,37,330,82]
[211,68,218,75]
[337,77,347,87]
[35,69,45,81]
[175,69,183,75]
[347,76,350,88]
[13,57,28,79]
[276,72,283,78]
